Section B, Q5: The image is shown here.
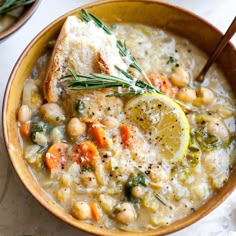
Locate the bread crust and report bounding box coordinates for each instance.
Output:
[44,16,128,102]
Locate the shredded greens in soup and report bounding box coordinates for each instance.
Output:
[17,10,236,232]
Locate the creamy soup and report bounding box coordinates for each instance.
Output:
[17,13,236,232]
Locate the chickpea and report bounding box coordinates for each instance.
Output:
[197,115,229,141]
[34,132,48,146]
[50,127,64,143]
[101,116,119,129]
[131,186,145,199]
[191,183,208,200]
[60,173,72,187]
[148,166,169,189]
[197,87,215,105]
[206,119,229,141]
[40,103,65,124]
[56,188,71,202]
[80,171,97,188]
[169,66,190,87]
[115,202,136,224]
[176,87,197,103]
[71,201,92,220]
[149,167,168,183]
[67,118,86,139]
[18,105,32,123]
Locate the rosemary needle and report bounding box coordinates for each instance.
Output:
[62,9,161,96]
[155,193,170,207]
[78,9,152,85]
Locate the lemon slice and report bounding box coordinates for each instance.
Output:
[125,93,190,163]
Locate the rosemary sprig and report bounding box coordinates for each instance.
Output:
[0,0,35,15]
[78,9,152,85]
[78,9,112,35]
[116,40,151,84]
[61,68,158,97]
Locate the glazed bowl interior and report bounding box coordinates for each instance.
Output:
[3,0,236,235]
[0,0,41,40]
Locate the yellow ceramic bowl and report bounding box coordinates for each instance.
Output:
[3,1,236,235]
[0,0,41,40]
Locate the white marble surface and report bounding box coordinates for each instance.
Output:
[0,0,235,235]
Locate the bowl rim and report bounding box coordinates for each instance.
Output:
[0,0,42,40]
[2,0,236,235]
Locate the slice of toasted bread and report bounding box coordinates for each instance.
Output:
[44,15,128,102]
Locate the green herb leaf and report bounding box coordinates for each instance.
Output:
[167,56,179,69]
[30,121,47,145]
[171,133,202,184]
[80,165,93,173]
[167,56,177,64]
[194,128,225,152]
[124,171,146,203]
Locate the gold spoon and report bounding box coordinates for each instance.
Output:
[196,16,236,82]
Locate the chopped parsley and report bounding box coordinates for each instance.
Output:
[30,121,47,144]
[167,56,179,68]
[124,171,146,203]
[80,165,93,173]
[167,56,176,64]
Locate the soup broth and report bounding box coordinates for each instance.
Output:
[17,18,236,231]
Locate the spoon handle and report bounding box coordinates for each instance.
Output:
[196,16,236,82]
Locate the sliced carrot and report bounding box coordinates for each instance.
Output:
[72,141,99,167]
[168,86,178,98]
[90,202,100,221]
[45,142,68,170]
[90,120,109,148]
[148,73,170,93]
[147,73,178,98]
[120,124,137,149]
[20,123,31,139]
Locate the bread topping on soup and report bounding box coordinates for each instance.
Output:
[17,10,236,231]
[44,15,128,103]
